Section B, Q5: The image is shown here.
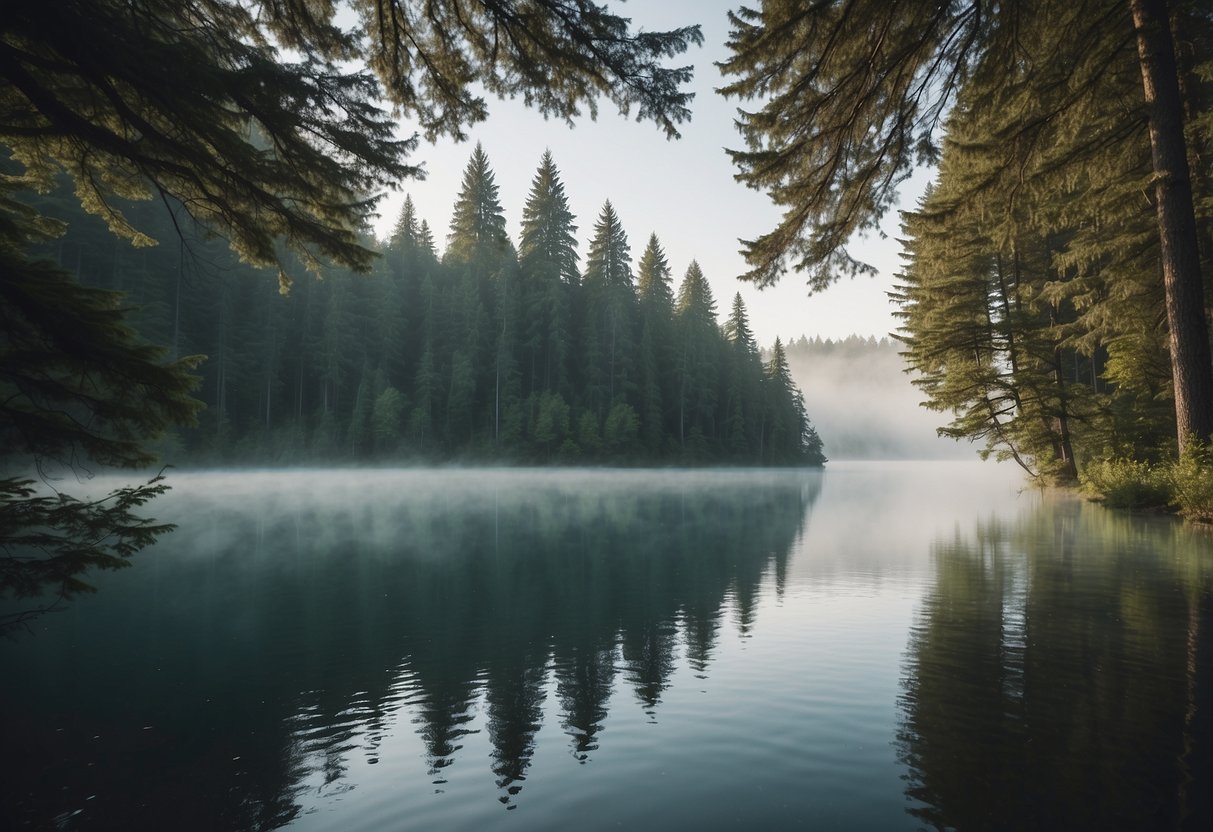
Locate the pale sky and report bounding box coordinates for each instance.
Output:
[370,0,933,347]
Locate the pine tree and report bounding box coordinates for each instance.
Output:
[636,234,675,454]
[723,293,763,458]
[765,337,812,463]
[445,145,516,444]
[417,221,438,260]
[390,196,422,253]
[719,0,1213,452]
[673,260,720,456]
[446,144,511,269]
[518,151,580,399]
[581,201,637,418]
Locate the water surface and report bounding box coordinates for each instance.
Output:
[2,463,1211,830]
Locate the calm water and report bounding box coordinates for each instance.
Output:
[2,462,1211,831]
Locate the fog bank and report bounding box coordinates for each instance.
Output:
[783,337,972,461]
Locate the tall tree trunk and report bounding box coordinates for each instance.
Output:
[1051,345,1079,482]
[1131,0,1213,452]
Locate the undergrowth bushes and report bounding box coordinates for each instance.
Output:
[1169,450,1213,522]
[1080,450,1213,522]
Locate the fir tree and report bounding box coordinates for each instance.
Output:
[518,151,580,398]
[417,221,438,260]
[673,261,720,455]
[581,201,637,418]
[719,0,1213,451]
[446,144,510,268]
[389,195,422,253]
[723,293,763,458]
[765,337,819,464]
[636,234,676,454]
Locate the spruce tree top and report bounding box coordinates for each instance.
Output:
[2,0,701,281]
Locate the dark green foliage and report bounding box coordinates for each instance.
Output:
[720,0,1213,460]
[723,292,764,458]
[3,0,702,280]
[581,201,638,419]
[636,234,675,453]
[519,151,579,400]
[718,0,980,287]
[0,250,202,469]
[0,183,202,619]
[446,143,511,267]
[2,0,415,284]
[32,148,824,468]
[0,0,705,609]
[0,473,173,634]
[890,1,1213,483]
[1080,459,1172,509]
[674,261,721,451]
[765,338,825,465]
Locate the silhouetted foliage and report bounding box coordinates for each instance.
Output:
[33,148,824,467]
[0,0,703,613]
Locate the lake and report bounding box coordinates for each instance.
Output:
[2,462,1211,830]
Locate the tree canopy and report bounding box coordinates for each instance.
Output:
[2,0,703,282]
[0,0,706,622]
[26,147,826,468]
[720,0,1213,456]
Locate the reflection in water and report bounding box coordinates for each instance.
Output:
[11,467,1211,832]
[0,470,817,830]
[898,498,1213,831]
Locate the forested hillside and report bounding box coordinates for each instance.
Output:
[32,146,823,467]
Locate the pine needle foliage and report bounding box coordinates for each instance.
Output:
[0,473,174,635]
[720,0,1213,455]
[25,147,827,469]
[3,0,703,280]
[1,0,703,613]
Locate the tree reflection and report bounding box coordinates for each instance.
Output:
[898,499,1213,831]
[0,470,816,829]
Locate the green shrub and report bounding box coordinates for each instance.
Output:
[1080,458,1172,509]
[1168,449,1213,523]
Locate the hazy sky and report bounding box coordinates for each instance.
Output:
[370,0,933,346]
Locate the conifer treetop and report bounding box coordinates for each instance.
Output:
[2,0,702,281]
[637,233,674,308]
[446,143,509,263]
[519,150,580,282]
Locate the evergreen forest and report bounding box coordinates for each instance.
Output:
[885,2,1213,486]
[30,146,824,468]
[722,0,1213,504]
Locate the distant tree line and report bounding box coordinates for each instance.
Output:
[35,146,824,467]
[781,334,897,359]
[775,335,971,462]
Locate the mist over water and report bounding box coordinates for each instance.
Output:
[785,339,972,460]
[3,464,1211,831]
